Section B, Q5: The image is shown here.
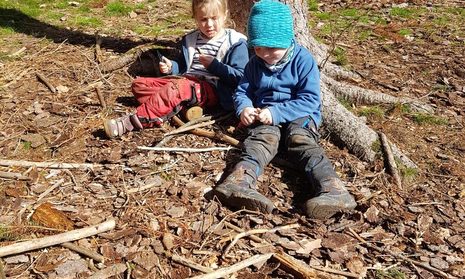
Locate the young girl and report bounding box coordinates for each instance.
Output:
[104,0,249,138]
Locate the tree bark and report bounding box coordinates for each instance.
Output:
[228,0,421,168]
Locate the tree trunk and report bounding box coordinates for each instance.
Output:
[228,0,419,168]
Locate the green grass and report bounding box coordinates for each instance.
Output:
[307,0,318,12]
[376,267,406,279]
[399,28,413,36]
[74,15,102,27]
[106,1,136,16]
[332,46,347,66]
[389,7,416,19]
[22,141,32,150]
[358,106,385,119]
[0,224,16,241]
[411,113,448,125]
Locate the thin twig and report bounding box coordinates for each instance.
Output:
[36,72,56,93]
[95,33,103,64]
[95,87,107,109]
[0,171,30,180]
[222,223,299,258]
[188,253,273,279]
[171,254,214,273]
[126,181,162,194]
[0,159,101,170]
[0,219,116,258]
[0,259,5,279]
[61,242,105,263]
[311,265,359,278]
[137,146,236,153]
[379,132,402,188]
[164,120,216,136]
[88,263,127,279]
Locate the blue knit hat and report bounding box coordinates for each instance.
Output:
[247,0,294,49]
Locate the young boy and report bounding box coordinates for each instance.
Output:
[213,0,357,219]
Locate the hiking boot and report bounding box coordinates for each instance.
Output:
[305,178,356,219]
[212,163,275,214]
[103,114,143,138]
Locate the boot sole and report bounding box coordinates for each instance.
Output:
[103,119,117,138]
[212,184,275,214]
[306,196,356,220]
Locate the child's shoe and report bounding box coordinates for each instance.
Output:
[305,178,357,219]
[103,114,143,138]
[213,163,275,214]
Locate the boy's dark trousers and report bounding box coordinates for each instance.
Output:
[214,116,356,219]
[241,116,338,187]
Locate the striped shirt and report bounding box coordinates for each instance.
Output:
[185,32,227,81]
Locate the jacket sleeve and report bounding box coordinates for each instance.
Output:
[207,40,249,87]
[233,61,256,117]
[169,38,188,75]
[268,56,321,126]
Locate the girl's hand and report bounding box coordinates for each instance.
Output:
[198,54,215,68]
[257,108,272,125]
[240,107,259,126]
[159,56,172,74]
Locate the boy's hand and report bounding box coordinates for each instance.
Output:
[198,54,215,68]
[240,107,259,126]
[257,108,272,125]
[159,56,172,74]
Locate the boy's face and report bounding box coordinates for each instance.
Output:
[254,47,287,65]
[194,6,226,39]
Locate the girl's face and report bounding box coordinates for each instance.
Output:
[194,6,226,39]
[254,47,288,65]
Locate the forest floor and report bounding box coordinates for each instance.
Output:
[0,0,464,278]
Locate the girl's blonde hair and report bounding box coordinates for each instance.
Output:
[192,0,229,19]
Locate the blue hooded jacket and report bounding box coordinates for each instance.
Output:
[169,29,249,111]
[234,43,321,126]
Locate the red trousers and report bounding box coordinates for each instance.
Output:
[132,76,217,127]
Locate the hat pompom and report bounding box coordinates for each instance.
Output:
[247,0,294,49]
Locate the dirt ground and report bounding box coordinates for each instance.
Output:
[1,1,464,278]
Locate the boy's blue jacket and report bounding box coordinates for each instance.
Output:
[234,43,322,126]
[170,29,249,110]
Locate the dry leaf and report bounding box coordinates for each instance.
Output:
[31,202,74,230]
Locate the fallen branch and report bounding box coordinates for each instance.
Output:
[88,263,127,279]
[0,159,100,170]
[99,43,164,73]
[379,132,402,188]
[347,228,455,279]
[0,219,116,257]
[0,171,30,180]
[36,72,56,93]
[61,242,105,263]
[138,146,236,153]
[171,254,214,273]
[171,116,241,147]
[222,223,300,258]
[188,253,273,279]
